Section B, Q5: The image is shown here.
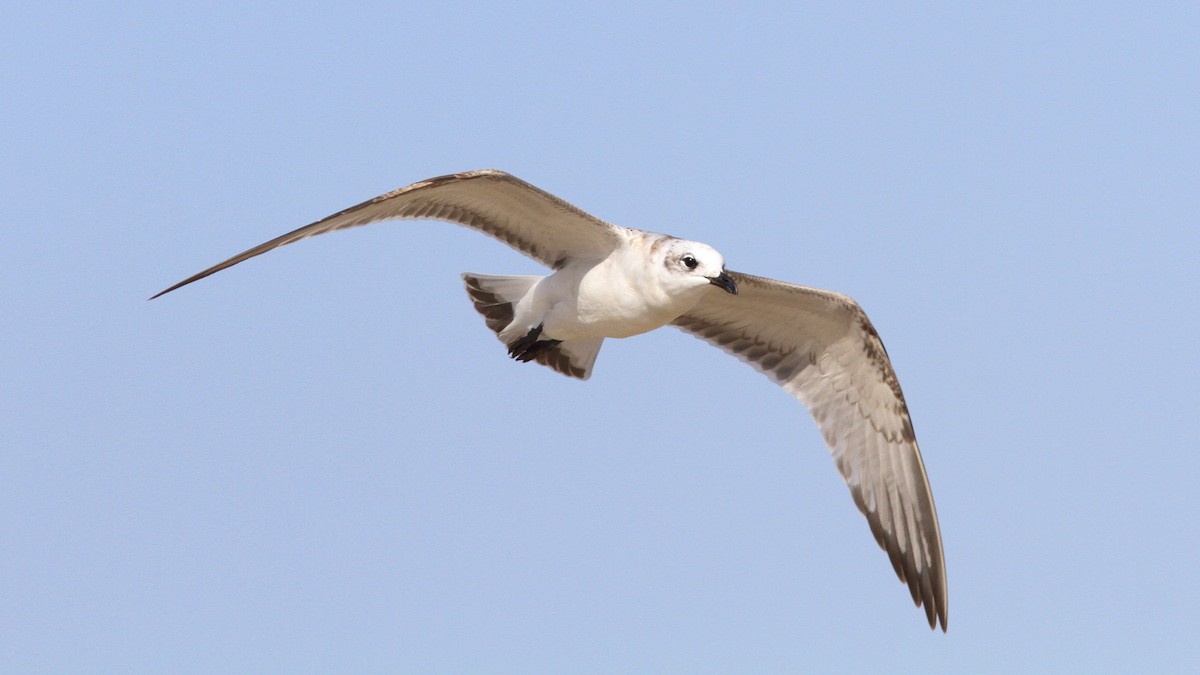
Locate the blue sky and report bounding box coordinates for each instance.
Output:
[3,2,1198,672]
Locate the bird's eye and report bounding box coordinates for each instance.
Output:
[682,255,698,270]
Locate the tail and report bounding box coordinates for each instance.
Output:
[462,273,604,380]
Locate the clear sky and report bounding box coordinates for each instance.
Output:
[3,2,1198,672]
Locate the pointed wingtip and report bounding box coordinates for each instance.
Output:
[147,282,184,301]
[926,597,948,632]
[147,266,226,301]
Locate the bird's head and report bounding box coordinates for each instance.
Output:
[659,238,737,296]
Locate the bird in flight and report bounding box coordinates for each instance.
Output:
[152,169,947,630]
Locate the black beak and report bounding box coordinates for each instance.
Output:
[708,270,738,295]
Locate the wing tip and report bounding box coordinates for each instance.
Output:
[148,269,218,300]
[149,278,189,299]
[921,592,949,632]
[916,565,949,632]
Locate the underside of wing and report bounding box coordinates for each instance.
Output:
[152,170,624,298]
[673,271,948,631]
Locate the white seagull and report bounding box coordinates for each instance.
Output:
[152,169,947,630]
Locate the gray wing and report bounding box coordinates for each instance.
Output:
[151,169,624,298]
[673,271,947,631]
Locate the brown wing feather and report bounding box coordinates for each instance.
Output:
[151,170,622,299]
[674,271,948,631]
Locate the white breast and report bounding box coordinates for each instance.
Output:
[545,249,709,340]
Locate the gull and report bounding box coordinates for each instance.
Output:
[152,169,948,630]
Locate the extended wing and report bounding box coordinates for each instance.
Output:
[151,170,623,298]
[674,271,948,630]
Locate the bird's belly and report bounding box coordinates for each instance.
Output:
[547,284,684,340]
